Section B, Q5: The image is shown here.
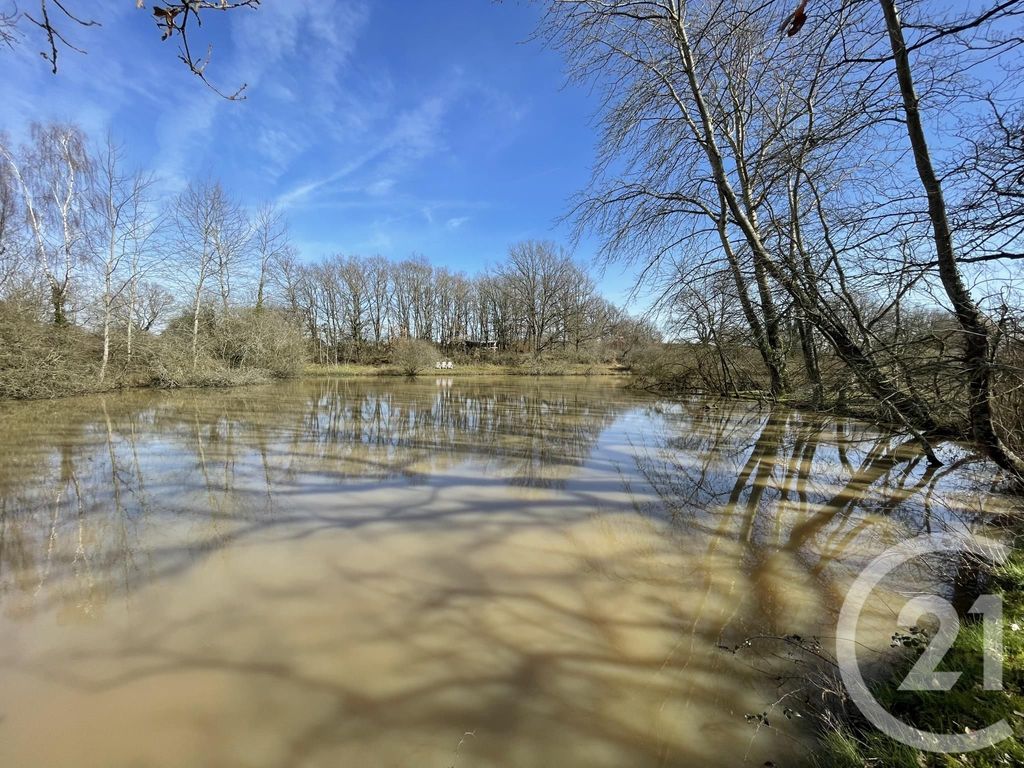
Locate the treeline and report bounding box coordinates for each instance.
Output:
[281,241,657,365]
[0,122,650,398]
[541,0,1024,479]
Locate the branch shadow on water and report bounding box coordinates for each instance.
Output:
[0,377,1012,766]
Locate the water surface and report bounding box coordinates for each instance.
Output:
[0,376,1008,767]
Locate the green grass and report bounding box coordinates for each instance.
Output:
[820,548,1024,767]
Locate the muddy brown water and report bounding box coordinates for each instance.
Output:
[0,376,1010,767]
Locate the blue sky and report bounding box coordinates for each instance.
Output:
[1,0,644,305]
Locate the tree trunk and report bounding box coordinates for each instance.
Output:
[716,198,788,398]
[126,277,136,364]
[751,255,788,398]
[50,281,67,326]
[881,0,1024,479]
[796,318,823,406]
[191,291,202,371]
[255,280,265,312]
[100,301,111,383]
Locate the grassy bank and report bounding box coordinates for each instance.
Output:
[813,542,1024,767]
[304,360,629,378]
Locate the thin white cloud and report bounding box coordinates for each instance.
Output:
[153,2,370,188]
[367,178,395,196]
[276,146,386,208]
[275,88,458,210]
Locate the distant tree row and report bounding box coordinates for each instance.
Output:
[284,241,657,364]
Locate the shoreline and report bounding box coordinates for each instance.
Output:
[0,362,632,403]
[303,362,630,378]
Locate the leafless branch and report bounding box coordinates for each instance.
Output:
[151,1,261,100]
[10,1,259,99]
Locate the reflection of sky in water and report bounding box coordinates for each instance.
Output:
[0,377,1013,768]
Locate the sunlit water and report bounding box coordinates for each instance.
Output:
[0,376,1012,767]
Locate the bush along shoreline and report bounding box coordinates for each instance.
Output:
[0,304,306,400]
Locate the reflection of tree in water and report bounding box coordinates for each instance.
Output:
[0,378,627,617]
[654,400,1002,527]
[0,399,166,620]
[284,378,619,488]
[632,398,1009,634]
[0,384,1014,768]
[0,387,1010,622]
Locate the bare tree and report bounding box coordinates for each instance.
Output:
[90,136,156,381]
[122,198,164,364]
[365,254,392,346]
[540,0,947,438]
[251,202,287,311]
[0,122,92,325]
[0,7,17,49]
[879,0,1024,477]
[205,183,249,312]
[501,240,574,355]
[268,244,303,317]
[337,255,369,351]
[0,142,24,296]
[559,262,601,353]
[173,181,218,370]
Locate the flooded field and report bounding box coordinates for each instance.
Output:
[0,377,1009,767]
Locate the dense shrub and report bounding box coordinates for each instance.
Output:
[0,302,107,398]
[624,343,699,391]
[0,302,307,400]
[625,341,791,396]
[391,338,438,376]
[207,308,307,378]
